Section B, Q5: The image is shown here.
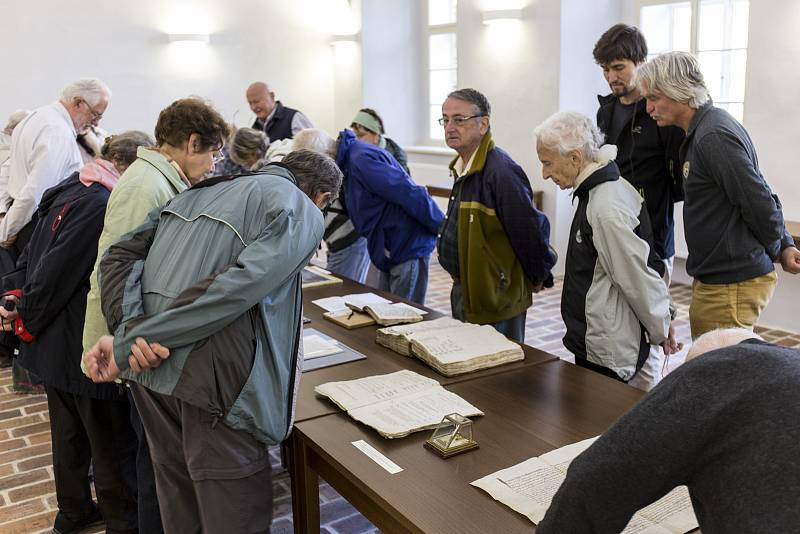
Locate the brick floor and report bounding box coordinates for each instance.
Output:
[1,256,798,533]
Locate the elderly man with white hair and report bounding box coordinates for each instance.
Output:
[636,51,800,339]
[0,78,111,249]
[537,327,800,533]
[534,111,679,390]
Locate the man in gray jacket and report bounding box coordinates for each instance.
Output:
[534,111,680,389]
[637,51,800,339]
[83,149,341,533]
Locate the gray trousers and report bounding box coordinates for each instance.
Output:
[130,384,273,534]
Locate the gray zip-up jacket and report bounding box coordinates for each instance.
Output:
[99,165,324,445]
[562,160,671,381]
[681,102,794,284]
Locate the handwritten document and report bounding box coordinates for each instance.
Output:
[471,437,698,533]
[315,370,483,438]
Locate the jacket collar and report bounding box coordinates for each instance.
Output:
[335,128,358,167]
[573,160,620,199]
[135,147,189,193]
[448,131,495,177]
[189,162,297,190]
[685,100,715,139]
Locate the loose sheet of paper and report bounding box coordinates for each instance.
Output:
[302,334,343,359]
[471,437,698,533]
[352,440,403,474]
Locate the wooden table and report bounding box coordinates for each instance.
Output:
[297,279,557,422]
[290,359,644,533]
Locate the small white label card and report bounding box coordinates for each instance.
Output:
[351,440,403,474]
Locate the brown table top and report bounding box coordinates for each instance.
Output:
[296,278,558,423]
[294,359,644,533]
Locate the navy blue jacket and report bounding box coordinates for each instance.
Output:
[335,129,443,272]
[9,173,123,399]
[681,103,794,283]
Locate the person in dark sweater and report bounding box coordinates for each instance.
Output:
[592,24,685,390]
[537,328,800,534]
[246,81,313,143]
[0,131,154,534]
[350,108,410,175]
[637,51,800,339]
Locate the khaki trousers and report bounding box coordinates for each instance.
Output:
[689,271,778,339]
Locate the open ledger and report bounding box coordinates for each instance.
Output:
[376,318,524,376]
[471,437,699,533]
[351,302,424,326]
[314,369,483,438]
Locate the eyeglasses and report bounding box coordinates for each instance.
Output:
[438,115,485,127]
[79,98,104,122]
[212,150,225,164]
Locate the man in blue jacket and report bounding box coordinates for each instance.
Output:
[437,88,555,343]
[637,52,800,339]
[335,129,443,305]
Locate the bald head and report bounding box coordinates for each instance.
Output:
[246,82,276,121]
[686,328,764,361]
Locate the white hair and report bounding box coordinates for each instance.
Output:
[635,51,709,109]
[686,328,763,361]
[60,78,112,107]
[533,111,605,161]
[4,110,30,134]
[292,128,336,158]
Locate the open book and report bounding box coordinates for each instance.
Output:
[348,302,424,326]
[377,318,524,376]
[471,437,699,533]
[314,369,483,438]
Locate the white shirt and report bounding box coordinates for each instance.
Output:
[0,102,81,240]
[0,133,11,201]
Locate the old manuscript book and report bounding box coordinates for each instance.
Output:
[377,318,524,376]
[471,437,699,533]
[355,302,424,326]
[376,317,463,356]
[314,370,483,438]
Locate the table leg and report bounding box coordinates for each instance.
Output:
[289,429,320,533]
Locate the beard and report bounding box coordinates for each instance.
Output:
[610,83,630,97]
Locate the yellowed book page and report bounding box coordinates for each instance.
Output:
[314,370,439,412]
[348,386,483,438]
[411,324,523,365]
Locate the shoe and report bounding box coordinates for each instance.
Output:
[52,505,104,534]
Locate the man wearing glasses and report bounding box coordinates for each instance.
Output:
[0,78,111,250]
[437,88,555,343]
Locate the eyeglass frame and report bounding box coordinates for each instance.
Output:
[437,115,486,127]
[77,98,105,122]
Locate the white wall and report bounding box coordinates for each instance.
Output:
[361,0,421,146]
[0,0,357,137]
[742,0,800,221]
[555,0,622,270]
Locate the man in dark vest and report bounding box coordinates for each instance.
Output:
[246,82,313,143]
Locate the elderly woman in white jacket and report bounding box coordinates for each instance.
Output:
[534,111,680,390]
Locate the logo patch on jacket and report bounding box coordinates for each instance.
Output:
[575,229,582,244]
[683,161,691,179]
[632,126,642,134]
